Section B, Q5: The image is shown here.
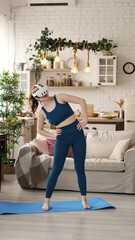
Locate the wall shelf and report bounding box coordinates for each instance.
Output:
[26,68,71,72]
[49,86,97,89]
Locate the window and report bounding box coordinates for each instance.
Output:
[0,14,14,73]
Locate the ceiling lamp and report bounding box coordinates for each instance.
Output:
[41,52,48,67]
[55,48,60,63]
[85,49,91,74]
[71,50,79,75]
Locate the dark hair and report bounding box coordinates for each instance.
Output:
[29,84,44,114]
[29,93,39,114]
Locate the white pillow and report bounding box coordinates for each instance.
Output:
[109,138,131,161]
[86,130,134,158]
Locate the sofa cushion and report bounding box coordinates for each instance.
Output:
[33,138,49,155]
[86,130,135,158]
[33,138,73,158]
[109,138,131,161]
[49,156,125,172]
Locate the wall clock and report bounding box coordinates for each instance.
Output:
[123,62,135,74]
[67,57,80,68]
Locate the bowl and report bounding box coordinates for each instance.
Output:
[21,113,27,117]
[93,113,99,117]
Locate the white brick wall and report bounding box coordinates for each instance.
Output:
[12,0,135,113]
[0,0,11,18]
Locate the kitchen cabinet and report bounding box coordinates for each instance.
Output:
[97,56,116,86]
[21,117,35,143]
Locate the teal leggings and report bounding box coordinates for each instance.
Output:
[45,119,87,198]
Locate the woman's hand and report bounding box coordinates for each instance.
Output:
[53,128,62,138]
[77,120,87,131]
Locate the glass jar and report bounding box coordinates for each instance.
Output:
[56,73,61,86]
[61,73,67,86]
[66,74,72,86]
[47,76,55,86]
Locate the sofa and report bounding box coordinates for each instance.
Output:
[15,129,135,194]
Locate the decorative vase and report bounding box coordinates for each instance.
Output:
[47,61,52,69]
[74,109,81,117]
[119,108,123,119]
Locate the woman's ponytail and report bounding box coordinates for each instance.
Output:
[29,93,39,114]
[29,84,44,114]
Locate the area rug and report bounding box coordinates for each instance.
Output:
[0,197,116,215]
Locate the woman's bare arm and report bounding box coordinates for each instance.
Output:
[56,93,88,125]
[37,109,61,138]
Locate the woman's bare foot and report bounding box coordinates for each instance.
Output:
[41,198,50,211]
[82,196,91,209]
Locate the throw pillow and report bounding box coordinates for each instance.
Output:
[86,130,134,158]
[46,138,73,158]
[33,138,73,158]
[109,138,131,161]
[33,138,49,155]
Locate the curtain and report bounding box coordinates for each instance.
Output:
[0,14,14,73]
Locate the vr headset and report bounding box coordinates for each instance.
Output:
[32,84,49,98]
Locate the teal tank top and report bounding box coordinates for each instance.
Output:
[41,94,74,126]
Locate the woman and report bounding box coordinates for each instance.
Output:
[29,84,91,211]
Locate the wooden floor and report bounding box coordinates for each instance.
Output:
[0,174,135,240]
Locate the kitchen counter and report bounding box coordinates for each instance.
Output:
[77,117,124,123]
[77,117,124,131]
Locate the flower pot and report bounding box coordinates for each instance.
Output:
[15,62,26,71]
[4,161,15,174]
[102,51,112,56]
[47,61,52,69]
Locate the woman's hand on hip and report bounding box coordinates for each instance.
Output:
[54,128,62,138]
[77,120,87,131]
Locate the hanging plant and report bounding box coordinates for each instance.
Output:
[26,27,118,82]
[97,38,118,55]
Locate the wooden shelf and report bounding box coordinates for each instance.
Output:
[26,68,97,89]
[26,68,71,72]
[49,86,97,89]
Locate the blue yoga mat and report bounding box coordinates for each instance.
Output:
[0,197,116,215]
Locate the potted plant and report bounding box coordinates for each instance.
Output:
[98,38,118,56]
[46,55,55,68]
[0,70,25,173]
